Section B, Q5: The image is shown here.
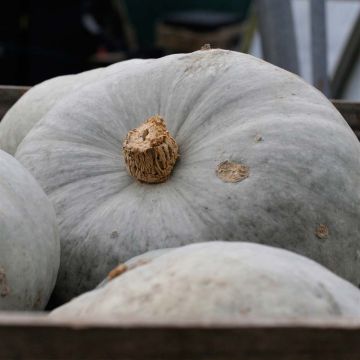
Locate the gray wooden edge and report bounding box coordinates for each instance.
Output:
[331,12,360,98]
[332,99,360,117]
[332,100,360,137]
[1,313,360,359]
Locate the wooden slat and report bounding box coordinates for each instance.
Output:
[311,0,330,96]
[0,85,30,120]
[332,100,360,133]
[1,313,360,359]
[331,13,360,98]
[257,0,300,75]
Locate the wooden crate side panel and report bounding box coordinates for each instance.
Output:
[332,100,360,138]
[1,322,360,359]
[1,314,360,359]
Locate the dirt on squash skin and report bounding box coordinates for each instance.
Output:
[216,161,249,183]
[183,48,232,75]
[110,230,119,239]
[33,290,43,309]
[0,266,10,297]
[315,224,329,239]
[107,259,154,282]
[108,264,128,280]
[201,43,211,50]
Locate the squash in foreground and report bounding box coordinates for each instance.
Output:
[50,242,360,320]
[15,49,360,303]
[0,150,59,310]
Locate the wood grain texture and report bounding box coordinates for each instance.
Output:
[1,313,360,359]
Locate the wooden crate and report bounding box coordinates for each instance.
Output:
[1,313,360,359]
[332,100,360,139]
[0,86,360,359]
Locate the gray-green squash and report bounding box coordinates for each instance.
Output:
[0,59,145,155]
[15,49,360,303]
[0,149,59,310]
[50,242,360,320]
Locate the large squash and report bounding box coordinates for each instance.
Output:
[16,49,360,303]
[0,149,59,310]
[50,242,360,320]
[0,59,145,155]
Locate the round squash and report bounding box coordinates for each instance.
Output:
[50,242,360,320]
[0,59,145,155]
[0,149,59,310]
[16,49,360,303]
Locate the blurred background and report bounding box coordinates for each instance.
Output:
[0,0,359,100]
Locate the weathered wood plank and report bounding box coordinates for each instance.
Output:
[332,100,360,132]
[331,13,360,98]
[311,0,330,96]
[257,0,299,75]
[0,313,360,359]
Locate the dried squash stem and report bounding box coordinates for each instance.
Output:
[123,115,179,183]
